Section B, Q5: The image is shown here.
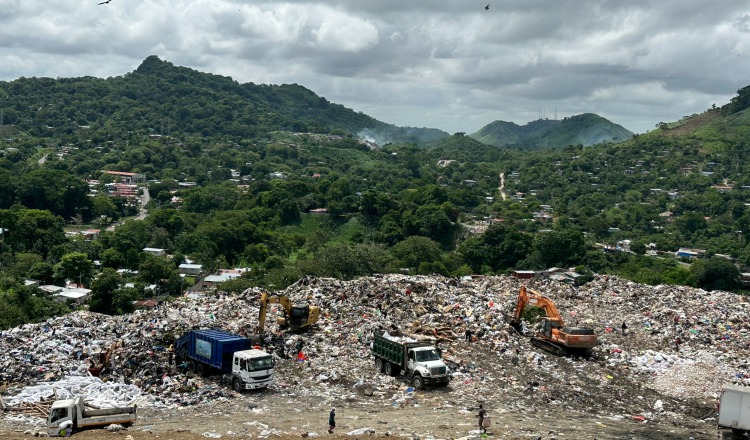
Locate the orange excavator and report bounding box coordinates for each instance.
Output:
[509,285,597,356]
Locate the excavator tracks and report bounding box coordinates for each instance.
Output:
[530,337,568,356]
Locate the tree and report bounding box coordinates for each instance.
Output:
[54,252,94,287]
[89,268,123,314]
[391,236,443,269]
[690,257,742,291]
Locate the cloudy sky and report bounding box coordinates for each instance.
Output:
[1,1,749,134]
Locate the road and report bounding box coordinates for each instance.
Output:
[106,187,149,231]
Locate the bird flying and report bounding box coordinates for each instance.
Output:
[485,4,490,10]
[98,0,112,5]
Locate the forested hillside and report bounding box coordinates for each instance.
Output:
[471,113,634,149]
[1,61,750,329]
[0,56,447,144]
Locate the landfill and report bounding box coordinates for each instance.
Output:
[1,274,749,438]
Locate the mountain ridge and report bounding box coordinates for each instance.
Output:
[471,113,634,149]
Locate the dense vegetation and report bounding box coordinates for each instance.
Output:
[1,58,749,328]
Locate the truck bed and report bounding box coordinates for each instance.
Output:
[82,406,136,418]
[718,384,750,431]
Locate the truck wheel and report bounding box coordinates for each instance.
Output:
[412,375,425,390]
[384,362,393,376]
[196,364,204,377]
[233,378,243,393]
[375,358,384,373]
[187,361,196,373]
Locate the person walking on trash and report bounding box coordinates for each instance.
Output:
[476,404,488,434]
[328,407,336,434]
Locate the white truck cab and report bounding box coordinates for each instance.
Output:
[230,348,275,391]
[407,346,447,380]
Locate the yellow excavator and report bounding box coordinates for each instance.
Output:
[509,285,597,356]
[257,292,320,334]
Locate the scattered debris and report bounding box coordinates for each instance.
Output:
[0,274,747,436]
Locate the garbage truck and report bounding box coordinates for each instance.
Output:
[718,384,750,439]
[371,331,449,390]
[46,396,136,437]
[175,328,275,391]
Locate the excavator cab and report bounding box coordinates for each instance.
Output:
[289,304,310,328]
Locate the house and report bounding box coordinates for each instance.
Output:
[202,273,241,288]
[40,285,64,294]
[53,287,91,305]
[512,270,536,280]
[178,263,203,275]
[308,208,329,215]
[143,248,166,256]
[676,248,705,259]
[105,183,138,199]
[103,170,145,184]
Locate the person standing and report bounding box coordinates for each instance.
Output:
[328,407,336,434]
[621,321,628,335]
[476,404,486,434]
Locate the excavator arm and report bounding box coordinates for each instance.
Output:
[511,285,565,326]
[257,292,297,334]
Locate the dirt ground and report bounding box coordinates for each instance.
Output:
[0,381,724,440]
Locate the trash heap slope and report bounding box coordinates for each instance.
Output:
[1,274,748,424]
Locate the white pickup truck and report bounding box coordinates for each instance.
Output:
[46,396,137,437]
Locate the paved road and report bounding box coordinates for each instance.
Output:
[106,187,149,231]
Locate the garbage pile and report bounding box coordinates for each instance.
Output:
[1,274,748,426]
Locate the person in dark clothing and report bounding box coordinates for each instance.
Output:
[328,408,336,434]
[476,404,487,433]
[621,321,628,335]
[465,329,473,342]
[295,339,305,356]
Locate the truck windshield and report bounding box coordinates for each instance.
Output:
[49,408,68,426]
[415,350,441,362]
[248,357,275,370]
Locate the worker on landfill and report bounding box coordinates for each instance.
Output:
[621,321,628,335]
[465,328,473,342]
[674,335,682,352]
[328,407,336,434]
[476,404,487,434]
[295,338,305,356]
[510,347,520,365]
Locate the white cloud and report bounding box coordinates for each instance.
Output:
[0,0,749,134]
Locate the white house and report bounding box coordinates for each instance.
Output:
[143,247,166,256]
[179,263,203,275]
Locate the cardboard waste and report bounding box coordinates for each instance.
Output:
[0,274,748,433]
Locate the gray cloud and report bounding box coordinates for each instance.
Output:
[0,0,749,134]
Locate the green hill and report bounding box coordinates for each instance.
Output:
[471,113,634,149]
[0,55,448,145]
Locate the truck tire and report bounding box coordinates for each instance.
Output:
[412,374,425,390]
[384,362,394,376]
[196,364,205,377]
[187,361,196,373]
[233,378,243,393]
[375,358,384,373]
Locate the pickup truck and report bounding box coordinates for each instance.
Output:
[46,396,136,437]
[175,328,275,391]
[371,332,449,390]
[718,384,750,439]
